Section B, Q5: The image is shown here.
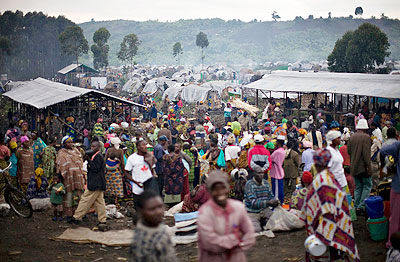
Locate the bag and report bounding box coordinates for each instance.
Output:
[265,206,304,232]
[217,150,226,167]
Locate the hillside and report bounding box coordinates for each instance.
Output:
[79,18,400,66]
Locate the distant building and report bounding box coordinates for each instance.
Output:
[57,63,99,87]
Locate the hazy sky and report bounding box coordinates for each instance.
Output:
[1,0,399,23]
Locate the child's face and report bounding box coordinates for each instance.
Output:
[140,196,164,227]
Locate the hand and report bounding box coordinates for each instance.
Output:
[55,191,59,195]
[268,199,280,208]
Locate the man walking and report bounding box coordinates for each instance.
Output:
[348,119,372,212]
[72,141,107,231]
[154,136,168,195]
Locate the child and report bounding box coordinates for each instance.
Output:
[129,190,177,262]
[290,171,313,211]
[49,174,65,221]
[387,232,400,262]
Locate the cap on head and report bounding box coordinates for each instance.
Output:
[356,119,369,130]
[206,170,229,191]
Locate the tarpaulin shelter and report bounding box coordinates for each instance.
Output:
[2,77,144,140]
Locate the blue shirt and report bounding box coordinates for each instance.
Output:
[10,153,17,177]
[380,141,400,193]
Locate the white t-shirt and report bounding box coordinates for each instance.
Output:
[125,153,153,195]
[225,145,241,161]
[326,146,348,188]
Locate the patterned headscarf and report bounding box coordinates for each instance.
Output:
[20,136,30,144]
[313,148,332,168]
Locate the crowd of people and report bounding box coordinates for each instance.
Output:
[1,97,400,262]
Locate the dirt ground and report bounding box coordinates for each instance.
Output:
[0,209,387,262]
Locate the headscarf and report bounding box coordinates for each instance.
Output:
[301,171,313,184]
[110,137,121,149]
[97,118,103,123]
[265,142,275,149]
[9,141,17,150]
[313,148,332,168]
[61,136,72,145]
[83,129,89,137]
[20,136,30,144]
[35,167,44,189]
[227,134,235,144]
[326,130,341,145]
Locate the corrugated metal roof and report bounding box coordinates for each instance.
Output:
[2,77,144,109]
[245,71,400,99]
[57,63,98,75]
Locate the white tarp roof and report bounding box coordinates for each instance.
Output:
[245,71,400,99]
[206,81,239,95]
[3,77,144,109]
[181,84,212,103]
[142,79,158,94]
[162,83,185,100]
[122,78,142,93]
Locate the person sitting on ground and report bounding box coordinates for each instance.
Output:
[244,170,280,233]
[387,232,400,262]
[290,171,313,211]
[129,190,178,262]
[48,174,65,221]
[71,141,107,231]
[26,167,49,199]
[182,174,210,213]
[197,170,255,262]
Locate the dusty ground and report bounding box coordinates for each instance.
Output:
[0,209,387,262]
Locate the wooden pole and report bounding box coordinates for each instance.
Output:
[256,89,259,107]
[297,92,301,125]
[333,93,336,121]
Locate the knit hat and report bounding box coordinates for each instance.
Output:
[302,171,313,184]
[356,119,369,130]
[313,148,332,168]
[265,142,275,149]
[207,170,229,191]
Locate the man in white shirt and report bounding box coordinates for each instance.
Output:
[125,140,156,207]
[225,134,241,168]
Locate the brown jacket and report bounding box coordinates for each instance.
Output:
[158,128,172,144]
[348,131,371,177]
[283,149,300,179]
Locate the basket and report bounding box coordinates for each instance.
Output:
[367,216,388,241]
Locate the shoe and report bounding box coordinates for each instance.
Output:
[67,217,81,224]
[98,223,108,232]
[52,217,57,221]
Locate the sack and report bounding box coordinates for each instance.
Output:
[265,206,304,232]
[217,150,226,167]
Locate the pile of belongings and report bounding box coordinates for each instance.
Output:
[171,211,198,244]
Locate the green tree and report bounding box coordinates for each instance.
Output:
[91,27,111,70]
[196,32,209,68]
[59,25,89,66]
[118,33,140,76]
[355,7,363,16]
[328,23,390,73]
[272,11,281,21]
[172,42,183,63]
[327,31,354,72]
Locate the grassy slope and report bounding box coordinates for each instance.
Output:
[79,18,400,67]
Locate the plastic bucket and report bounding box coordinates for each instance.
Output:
[367,217,388,241]
[365,196,384,219]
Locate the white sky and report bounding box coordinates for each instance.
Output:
[1,0,399,23]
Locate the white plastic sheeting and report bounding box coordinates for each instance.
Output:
[163,83,185,100]
[181,84,212,103]
[245,71,400,99]
[206,81,239,95]
[122,77,142,93]
[142,79,158,94]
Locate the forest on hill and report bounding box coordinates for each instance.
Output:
[79,17,400,66]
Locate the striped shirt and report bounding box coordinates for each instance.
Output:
[244,178,274,213]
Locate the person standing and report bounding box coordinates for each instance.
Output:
[42,137,57,183]
[125,140,158,205]
[164,144,185,205]
[270,136,286,204]
[224,103,232,124]
[16,136,34,193]
[247,134,270,180]
[153,136,168,195]
[283,141,300,199]
[380,141,400,248]
[72,141,107,231]
[301,148,360,262]
[158,123,172,144]
[348,119,372,211]
[197,170,255,262]
[57,136,85,222]
[31,131,47,170]
[105,137,125,205]
[301,141,315,172]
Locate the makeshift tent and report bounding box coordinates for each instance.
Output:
[122,78,142,93]
[142,79,158,94]
[245,71,400,99]
[162,83,185,100]
[181,84,212,103]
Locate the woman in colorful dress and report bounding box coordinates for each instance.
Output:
[301,148,360,262]
[26,167,49,199]
[56,136,85,222]
[42,136,57,183]
[104,137,125,205]
[32,131,47,170]
[164,144,185,205]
